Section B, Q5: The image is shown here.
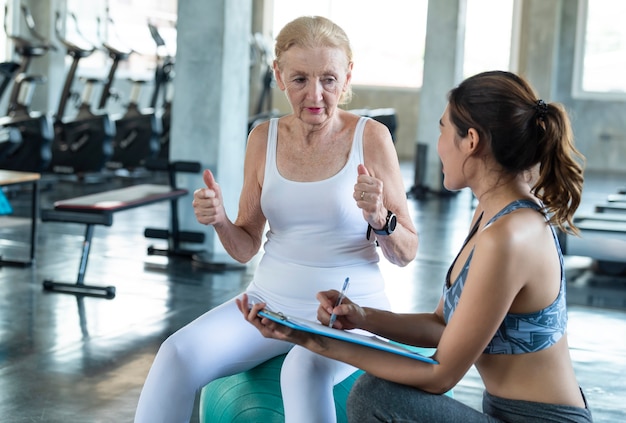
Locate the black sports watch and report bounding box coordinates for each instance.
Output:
[367,210,397,240]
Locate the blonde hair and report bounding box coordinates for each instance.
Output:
[274,16,353,104]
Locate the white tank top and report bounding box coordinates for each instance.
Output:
[250,117,387,316]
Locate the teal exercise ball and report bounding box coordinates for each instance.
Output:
[199,354,362,423]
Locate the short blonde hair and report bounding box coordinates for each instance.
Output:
[274,16,353,104]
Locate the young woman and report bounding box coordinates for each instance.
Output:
[240,71,593,422]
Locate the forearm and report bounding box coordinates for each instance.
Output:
[212,219,263,263]
[302,333,443,393]
[360,308,445,348]
[375,221,418,266]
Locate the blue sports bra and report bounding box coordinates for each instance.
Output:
[442,200,567,354]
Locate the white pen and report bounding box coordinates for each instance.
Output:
[328,277,350,328]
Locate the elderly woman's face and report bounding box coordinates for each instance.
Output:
[275,46,352,124]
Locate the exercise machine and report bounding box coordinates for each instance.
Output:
[148,21,175,160]
[97,18,160,171]
[0,4,54,172]
[248,32,280,133]
[0,62,23,163]
[105,78,162,170]
[49,11,114,175]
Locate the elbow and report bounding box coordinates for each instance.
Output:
[421,366,461,395]
[396,241,419,267]
[415,377,456,396]
[429,380,457,396]
[393,256,414,267]
[231,246,261,263]
[380,228,418,266]
[232,255,250,264]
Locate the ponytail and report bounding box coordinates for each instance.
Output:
[532,102,584,235]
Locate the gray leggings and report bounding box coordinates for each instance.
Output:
[347,373,593,423]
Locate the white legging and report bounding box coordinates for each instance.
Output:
[134,295,362,423]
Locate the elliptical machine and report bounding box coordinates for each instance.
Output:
[148,21,174,161]
[0,62,22,162]
[49,11,114,175]
[97,18,160,171]
[248,32,280,133]
[0,4,54,172]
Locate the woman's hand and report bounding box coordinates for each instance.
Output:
[236,294,308,344]
[317,290,367,330]
[354,164,387,230]
[192,169,227,227]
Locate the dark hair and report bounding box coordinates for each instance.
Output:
[447,70,584,234]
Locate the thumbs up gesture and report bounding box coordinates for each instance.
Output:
[354,164,385,227]
[193,169,225,226]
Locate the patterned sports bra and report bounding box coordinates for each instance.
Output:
[442,200,567,354]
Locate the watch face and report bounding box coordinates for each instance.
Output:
[388,213,397,233]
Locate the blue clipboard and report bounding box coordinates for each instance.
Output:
[258,309,438,364]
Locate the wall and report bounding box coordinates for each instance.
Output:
[555,0,626,174]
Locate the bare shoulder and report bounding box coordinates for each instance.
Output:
[361,116,394,147]
[245,120,272,184]
[480,206,548,257]
[247,119,271,148]
[358,116,398,173]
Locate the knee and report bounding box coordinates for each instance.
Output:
[155,333,194,375]
[281,348,334,384]
[347,373,378,419]
[348,373,405,421]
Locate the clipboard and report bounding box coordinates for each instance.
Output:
[258,309,438,364]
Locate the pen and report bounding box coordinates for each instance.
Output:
[328,277,350,328]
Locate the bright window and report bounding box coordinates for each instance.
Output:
[574,0,626,98]
[272,0,514,88]
[463,0,514,78]
[272,0,428,88]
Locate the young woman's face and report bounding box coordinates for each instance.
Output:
[437,105,467,191]
[274,46,352,125]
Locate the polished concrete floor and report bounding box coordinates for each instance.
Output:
[0,163,625,422]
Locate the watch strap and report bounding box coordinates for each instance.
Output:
[366,210,395,239]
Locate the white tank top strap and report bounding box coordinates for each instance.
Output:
[264,118,280,182]
[353,116,368,164]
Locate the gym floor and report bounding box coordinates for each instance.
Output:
[0,163,625,422]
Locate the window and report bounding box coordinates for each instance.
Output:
[463,0,514,78]
[272,0,514,88]
[64,0,177,78]
[272,0,428,88]
[574,0,626,99]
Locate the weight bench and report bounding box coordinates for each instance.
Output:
[607,193,626,203]
[40,160,204,299]
[559,213,626,266]
[595,202,626,214]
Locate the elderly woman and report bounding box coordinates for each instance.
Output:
[134,16,416,423]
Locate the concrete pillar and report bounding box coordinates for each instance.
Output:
[414,0,467,193]
[514,0,562,99]
[173,0,251,261]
